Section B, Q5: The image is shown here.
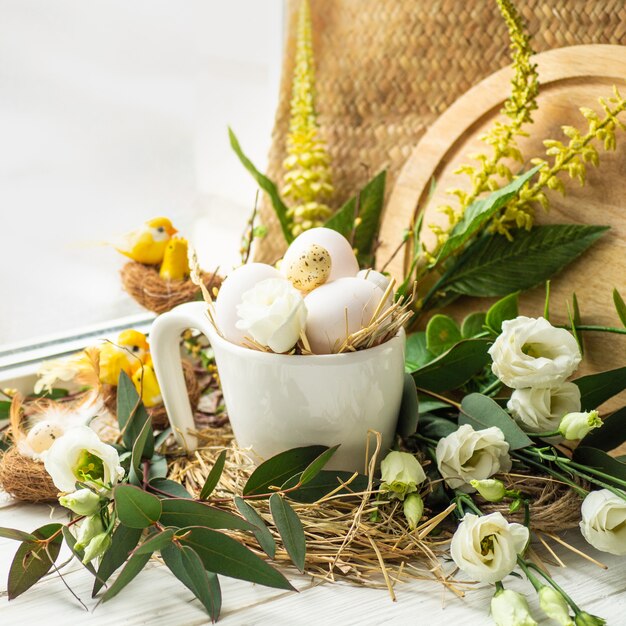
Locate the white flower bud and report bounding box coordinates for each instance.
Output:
[82,532,112,564]
[74,515,105,552]
[470,478,506,502]
[538,586,574,626]
[490,589,537,626]
[403,493,424,530]
[559,411,602,440]
[59,488,101,516]
[380,451,426,500]
[574,612,606,626]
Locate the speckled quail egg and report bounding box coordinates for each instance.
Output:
[26,420,65,454]
[285,244,332,292]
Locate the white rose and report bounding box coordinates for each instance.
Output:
[579,489,626,556]
[236,278,307,353]
[43,426,124,493]
[507,382,581,432]
[491,589,538,626]
[451,512,529,583]
[489,316,581,389]
[436,424,512,492]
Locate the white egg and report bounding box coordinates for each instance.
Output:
[304,277,385,354]
[26,421,65,454]
[281,227,358,283]
[357,269,394,309]
[215,263,281,346]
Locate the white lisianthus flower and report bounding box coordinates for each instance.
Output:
[507,382,581,432]
[538,586,574,626]
[236,278,307,353]
[579,489,626,555]
[491,589,538,626]
[436,424,512,492]
[559,410,602,440]
[43,426,124,493]
[380,451,427,500]
[59,488,101,516]
[489,316,581,389]
[451,512,529,583]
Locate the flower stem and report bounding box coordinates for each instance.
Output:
[558,324,626,335]
[512,450,588,497]
[415,387,461,410]
[524,560,583,616]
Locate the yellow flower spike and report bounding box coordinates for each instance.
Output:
[281,0,334,236]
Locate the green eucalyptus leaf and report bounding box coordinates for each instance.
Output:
[114,485,162,529]
[439,225,609,297]
[298,445,340,486]
[459,393,532,450]
[397,373,419,438]
[243,445,329,496]
[580,407,626,452]
[180,527,294,590]
[269,494,306,573]
[485,292,519,334]
[117,371,151,451]
[148,477,192,499]
[8,524,63,600]
[159,498,255,531]
[0,400,12,419]
[161,544,221,622]
[234,497,276,558]
[411,339,491,392]
[613,288,626,328]
[434,166,541,264]
[101,551,152,603]
[229,127,293,245]
[199,450,227,501]
[133,529,175,556]
[417,413,458,440]
[93,525,143,597]
[282,471,370,503]
[129,418,155,486]
[30,388,70,400]
[148,455,168,480]
[426,314,462,356]
[0,527,36,542]
[572,446,626,484]
[461,312,487,338]
[405,331,432,372]
[574,367,626,411]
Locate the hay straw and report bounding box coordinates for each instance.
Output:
[166,425,459,591]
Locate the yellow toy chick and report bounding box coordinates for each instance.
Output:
[115,217,178,265]
[159,237,190,281]
[132,356,162,408]
[98,330,150,386]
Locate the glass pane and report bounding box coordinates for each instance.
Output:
[0,0,283,349]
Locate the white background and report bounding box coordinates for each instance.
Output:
[0,0,284,347]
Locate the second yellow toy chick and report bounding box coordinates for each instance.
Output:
[159,237,190,281]
[115,217,178,265]
[131,356,162,407]
[98,330,150,386]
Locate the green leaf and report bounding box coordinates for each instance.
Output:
[485,292,519,334]
[282,471,370,503]
[101,551,152,603]
[243,445,329,496]
[93,525,143,596]
[199,450,227,501]
[130,418,155,486]
[613,288,626,328]
[325,171,386,266]
[180,527,294,590]
[299,445,340,486]
[148,477,192,499]
[418,413,457,440]
[0,400,12,419]
[269,494,306,573]
[8,523,63,600]
[572,446,626,485]
[434,165,541,264]
[62,527,97,575]
[159,498,255,531]
[234,497,276,558]
[405,331,432,371]
[439,225,609,297]
[417,397,451,413]
[580,406,626,452]
[229,127,293,245]
[459,393,532,450]
[133,529,175,555]
[161,544,221,622]
[411,339,491,391]
[117,371,151,451]
[397,373,419,438]
[426,314,462,356]
[0,527,35,542]
[114,485,162,529]
[30,387,70,400]
[461,312,487,338]
[573,367,626,411]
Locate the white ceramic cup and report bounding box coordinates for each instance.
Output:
[150,301,405,472]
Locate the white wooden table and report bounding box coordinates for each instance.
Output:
[1,497,624,625]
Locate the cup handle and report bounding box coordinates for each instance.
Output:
[149,301,217,452]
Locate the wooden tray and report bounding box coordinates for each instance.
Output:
[379,44,626,383]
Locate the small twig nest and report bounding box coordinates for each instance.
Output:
[478,473,585,532]
[0,447,58,502]
[102,360,201,429]
[120,261,222,314]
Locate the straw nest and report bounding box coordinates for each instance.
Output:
[478,471,584,532]
[0,447,58,502]
[166,427,462,597]
[102,360,200,429]
[120,261,222,314]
